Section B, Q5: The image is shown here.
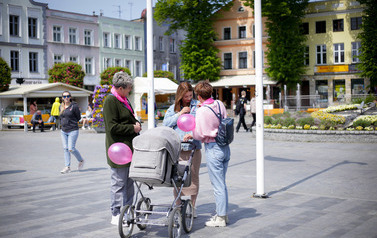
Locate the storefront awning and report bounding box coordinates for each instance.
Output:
[211,75,276,88]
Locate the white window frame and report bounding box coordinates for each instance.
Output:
[10,50,19,72]
[9,15,20,37]
[125,60,132,74]
[238,51,248,69]
[135,60,142,77]
[69,56,78,63]
[104,58,111,69]
[169,38,176,53]
[114,34,121,49]
[115,59,122,67]
[85,57,93,75]
[223,52,232,70]
[29,52,38,73]
[53,25,62,42]
[54,54,63,64]
[135,36,142,51]
[103,32,111,47]
[316,44,327,65]
[84,30,92,46]
[304,46,309,66]
[238,25,246,39]
[159,36,164,52]
[333,43,344,64]
[223,27,231,40]
[125,35,132,50]
[69,28,77,44]
[352,42,361,63]
[28,17,38,39]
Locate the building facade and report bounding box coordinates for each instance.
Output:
[0,0,48,85]
[98,16,144,78]
[302,0,367,106]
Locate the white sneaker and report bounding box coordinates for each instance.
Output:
[82,126,86,130]
[78,159,85,171]
[111,214,120,225]
[60,167,71,174]
[205,215,226,227]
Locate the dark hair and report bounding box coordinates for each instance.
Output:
[194,81,213,100]
[174,82,193,112]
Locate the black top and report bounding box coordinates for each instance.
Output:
[60,102,81,132]
[238,97,247,114]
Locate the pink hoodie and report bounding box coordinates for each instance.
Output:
[193,100,228,143]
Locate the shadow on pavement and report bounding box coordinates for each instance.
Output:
[0,170,27,175]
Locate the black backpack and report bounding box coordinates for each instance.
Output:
[205,101,234,147]
[234,99,242,115]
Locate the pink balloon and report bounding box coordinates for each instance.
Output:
[177,114,196,132]
[108,143,132,165]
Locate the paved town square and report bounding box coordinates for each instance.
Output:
[0,126,376,238]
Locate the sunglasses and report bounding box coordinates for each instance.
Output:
[62,95,71,99]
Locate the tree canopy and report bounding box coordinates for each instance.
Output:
[48,62,85,88]
[0,57,12,92]
[243,0,309,89]
[154,0,233,82]
[357,0,377,88]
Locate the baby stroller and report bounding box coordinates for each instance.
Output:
[118,126,195,238]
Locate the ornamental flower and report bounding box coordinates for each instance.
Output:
[304,124,311,130]
[92,85,112,128]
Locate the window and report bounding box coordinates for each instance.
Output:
[10,51,19,72]
[135,61,141,77]
[239,26,246,39]
[29,52,38,73]
[316,45,327,65]
[104,33,110,47]
[238,7,245,12]
[153,35,156,51]
[333,43,344,64]
[239,52,247,69]
[69,56,77,63]
[104,58,111,69]
[85,58,93,74]
[301,22,309,35]
[69,28,77,44]
[114,34,121,48]
[115,59,121,67]
[304,46,309,66]
[169,38,176,53]
[352,78,364,94]
[315,21,326,33]
[54,55,62,64]
[224,53,232,70]
[224,27,231,40]
[253,50,264,68]
[333,19,344,32]
[351,17,362,30]
[159,37,164,52]
[84,30,92,45]
[125,60,131,70]
[28,18,37,38]
[316,80,328,102]
[352,42,361,63]
[125,35,131,49]
[9,15,19,36]
[53,26,62,42]
[135,37,141,51]
[333,79,345,102]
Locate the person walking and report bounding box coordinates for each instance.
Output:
[236,90,248,133]
[192,81,230,227]
[248,95,256,132]
[59,91,85,174]
[163,82,202,217]
[50,97,61,130]
[103,72,142,225]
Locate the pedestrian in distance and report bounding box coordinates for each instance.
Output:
[103,71,142,225]
[248,95,256,132]
[192,81,230,227]
[31,110,44,132]
[50,97,61,130]
[235,90,249,133]
[29,99,38,115]
[163,82,202,217]
[59,91,85,174]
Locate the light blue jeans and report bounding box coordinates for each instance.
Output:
[205,142,231,216]
[110,167,134,216]
[61,129,84,167]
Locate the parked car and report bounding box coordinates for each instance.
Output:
[2,105,52,129]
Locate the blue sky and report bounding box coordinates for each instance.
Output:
[35,0,156,20]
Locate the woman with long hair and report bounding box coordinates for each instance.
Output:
[163,82,202,217]
[59,91,85,174]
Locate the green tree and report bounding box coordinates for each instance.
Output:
[357,0,377,88]
[48,62,85,88]
[100,67,132,85]
[154,0,233,82]
[143,70,177,83]
[243,0,309,89]
[0,57,12,92]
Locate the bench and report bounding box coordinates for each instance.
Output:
[23,114,56,130]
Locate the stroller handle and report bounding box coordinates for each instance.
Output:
[181,140,196,150]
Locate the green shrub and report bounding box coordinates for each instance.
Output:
[352,94,376,104]
[0,57,11,92]
[272,118,284,125]
[353,119,371,128]
[296,117,314,127]
[281,117,296,127]
[272,113,284,119]
[319,119,337,129]
[48,62,85,87]
[100,67,132,85]
[264,116,273,124]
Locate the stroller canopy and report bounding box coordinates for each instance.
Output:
[133,126,181,163]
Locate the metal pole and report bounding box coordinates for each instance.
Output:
[146,0,155,129]
[253,0,267,198]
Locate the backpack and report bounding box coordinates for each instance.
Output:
[205,101,234,147]
[235,99,242,115]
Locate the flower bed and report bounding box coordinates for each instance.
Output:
[92,85,112,129]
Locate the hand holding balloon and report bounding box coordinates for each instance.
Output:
[108,143,132,165]
[177,114,196,132]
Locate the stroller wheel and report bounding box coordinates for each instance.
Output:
[136,197,152,230]
[118,205,135,238]
[168,207,182,238]
[182,199,194,233]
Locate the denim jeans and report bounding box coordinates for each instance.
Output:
[61,129,84,167]
[205,142,231,216]
[110,167,134,216]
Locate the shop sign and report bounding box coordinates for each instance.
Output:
[315,65,348,74]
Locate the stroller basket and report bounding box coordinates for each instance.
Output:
[130,127,181,187]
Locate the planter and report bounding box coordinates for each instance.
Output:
[93,127,106,133]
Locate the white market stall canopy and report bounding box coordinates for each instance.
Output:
[131,77,178,112]
[211,75,276,88]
